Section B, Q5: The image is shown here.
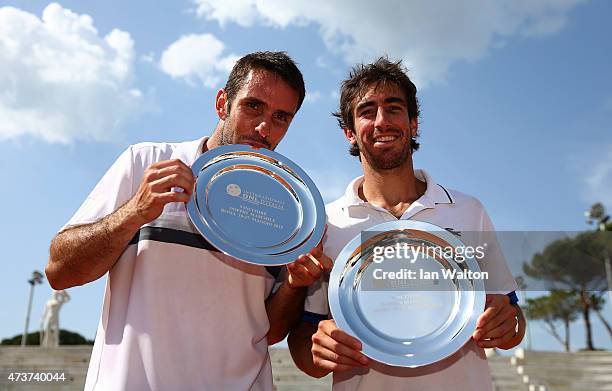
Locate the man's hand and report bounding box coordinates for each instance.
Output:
[126,159,195,225]
[265,235,333,344]
[46,158,195,290]
[311,319,369,373]
[473,294,523,349]
[286,240,333,289]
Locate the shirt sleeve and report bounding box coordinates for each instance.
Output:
[303,216,338,325]
[302,273,330,324]
[60,146,135,231]
[507,290,519,304]
[270,266,285,295]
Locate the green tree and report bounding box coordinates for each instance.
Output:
[591,294,612,337]
[526,291,581,352]
[523,231,609,350]
[1,329,93,345]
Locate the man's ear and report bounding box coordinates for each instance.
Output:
[215,89,228,120]
[409,117,418,138]
[343,127,357,145]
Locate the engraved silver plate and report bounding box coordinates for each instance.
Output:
[187,144,326,266]
[329,220,486,367]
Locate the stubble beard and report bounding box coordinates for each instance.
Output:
[360,140,412,170]
[219,120,235,146]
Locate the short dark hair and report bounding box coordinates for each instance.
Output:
[333,57,420,156]
[224,51,305,113]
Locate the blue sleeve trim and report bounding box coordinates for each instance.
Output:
[302,311,328,325]
[507,291,519,305]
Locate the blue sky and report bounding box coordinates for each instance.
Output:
[1,0,611,352]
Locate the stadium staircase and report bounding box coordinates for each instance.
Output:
[0,346,610,391]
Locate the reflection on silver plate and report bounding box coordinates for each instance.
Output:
[329,220,485,368]
[186,144,325,266]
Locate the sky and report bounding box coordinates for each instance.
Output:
[1,0,611,352]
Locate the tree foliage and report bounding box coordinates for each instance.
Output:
[523,231,607,291]
[523,230,611,350]
[1,330,94,346]
[526,291,581,351]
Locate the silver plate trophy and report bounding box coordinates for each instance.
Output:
[329,220,485,367]
[186,144,326,266]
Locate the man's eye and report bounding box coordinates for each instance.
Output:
[247,101,261,110]
[389,105,403,112]
[274,112,289,123]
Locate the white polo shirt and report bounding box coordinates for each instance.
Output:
[63,138,281,391]
[304,170,518,391]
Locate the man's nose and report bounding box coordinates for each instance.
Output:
[255,121,269,138]
[374,107,390,129]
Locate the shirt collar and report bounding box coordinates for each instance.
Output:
[343,169,454,209]
[179,136,208,165]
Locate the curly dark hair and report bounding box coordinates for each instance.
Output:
[224,51,305,114]
[333,57,420,156]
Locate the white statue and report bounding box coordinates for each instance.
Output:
[40,290,70,347]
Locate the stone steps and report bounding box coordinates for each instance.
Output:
[488,355,527,391]
[0,347,90,390]
[511,349,612,391]
[0,347,91,367]
[274,384,331,391]
[519,365,612,377]
[514,350,612,364]
[2,346,611,391]
[270,348,331,390]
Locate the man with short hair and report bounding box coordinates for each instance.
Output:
[288,57,525,390]
[46,51,331,391]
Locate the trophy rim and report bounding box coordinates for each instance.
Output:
[329,220,486,368]
[186,144,326,266]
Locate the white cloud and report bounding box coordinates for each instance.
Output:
[160,34,239,88]
[193,0,585,86]
[584,144,612,210]
[0,3,144,144]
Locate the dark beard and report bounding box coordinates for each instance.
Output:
[219,122,233,146]
[220,123,271,149]
[361,142,411,170]
[238,135,271,149]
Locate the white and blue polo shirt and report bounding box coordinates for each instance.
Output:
[63,138,281,391]
[304,170,519,391]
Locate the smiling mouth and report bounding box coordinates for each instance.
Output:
[373,135,399,145]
